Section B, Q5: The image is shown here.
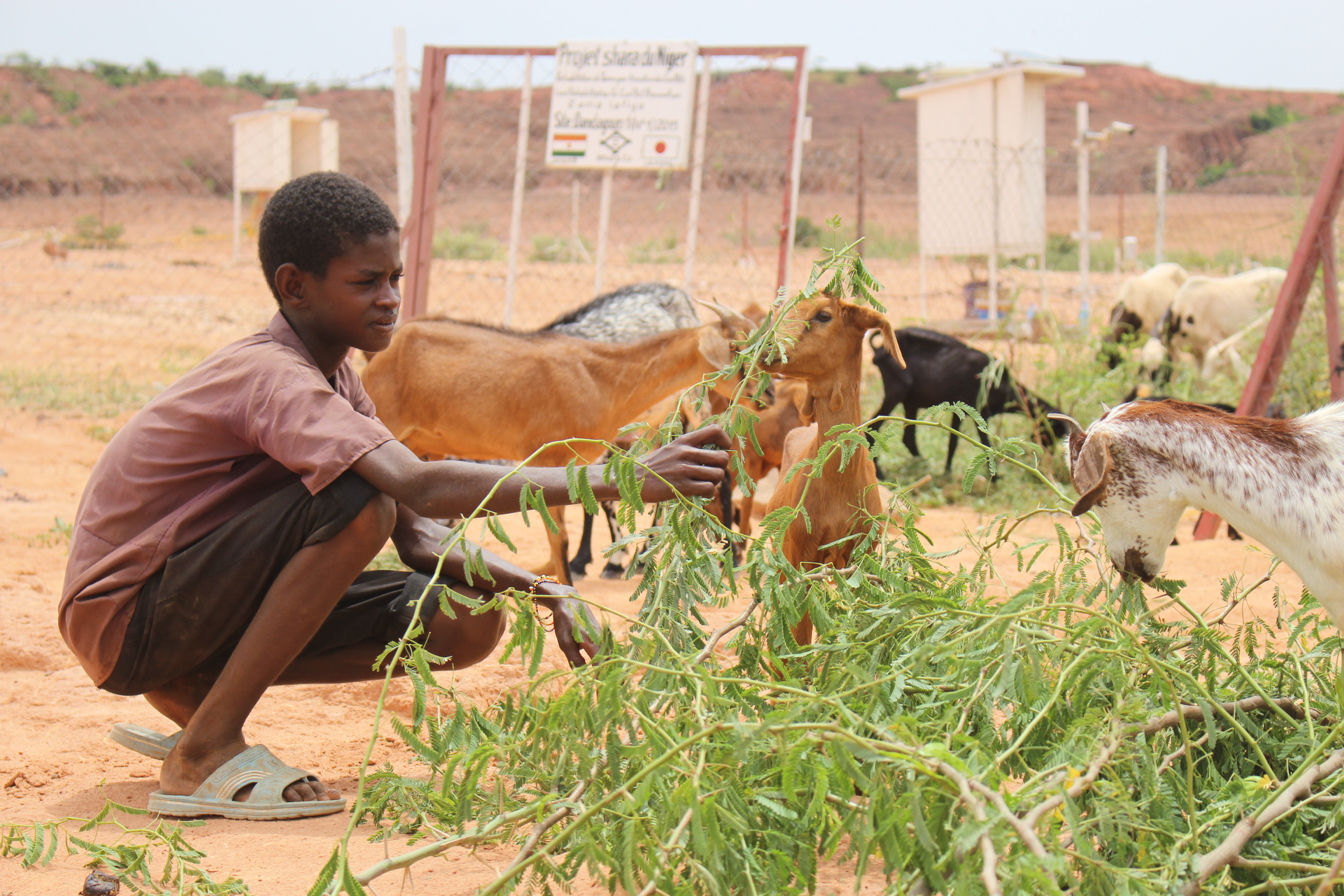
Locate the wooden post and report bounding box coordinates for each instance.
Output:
[594,167,614,295]
[683,56,711,293]
[503,54,533,326]
[855,125,865,258]
[1154,145,1167,264]
[1324,224,1341,402]
[403,46,450,321]
[1192,115,1344,540]
[392,27,413,223]
[778,48,808,297]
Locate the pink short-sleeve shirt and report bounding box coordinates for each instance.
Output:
[60,312,396,685]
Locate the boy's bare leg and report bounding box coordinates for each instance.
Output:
[149,493,398,804]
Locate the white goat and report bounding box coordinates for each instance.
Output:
[1109,262,1188,338]
[1052,399,1344,631]
[1159,268,1287,372]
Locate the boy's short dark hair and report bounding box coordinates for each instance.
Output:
[258,172,400,302]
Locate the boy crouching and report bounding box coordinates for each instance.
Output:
[60,172,730,819]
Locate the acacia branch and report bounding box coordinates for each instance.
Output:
[1311,841,1344,896]
[1134,697,1312,737]
[497,779,589,882]
[1181,747,1344,895]
[1022,735,1122,830]
[634,808,695,896]
[691,599,761,665]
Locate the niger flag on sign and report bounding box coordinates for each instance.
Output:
[552,133,587,157]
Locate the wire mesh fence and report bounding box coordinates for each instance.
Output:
[0,55,1340,417]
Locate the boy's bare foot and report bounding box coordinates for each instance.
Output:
[159,737,336,803]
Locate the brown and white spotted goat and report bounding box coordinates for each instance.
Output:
[763,293,904,645]
[1053,399,1344,631]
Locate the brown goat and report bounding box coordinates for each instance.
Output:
[362,308,751,584]
[732,379,808,536]
[762,293,903,645]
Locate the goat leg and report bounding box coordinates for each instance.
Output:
[568,511,597,580]
[600,500,628,579]
[719,467,741,567]
[544,504,573,586]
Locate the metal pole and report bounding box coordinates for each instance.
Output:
[1076,101,1091,326]
[683,56,711,293]
[569,176,590,263]
[1154,145,1167,265]
[392,26,413,224]
[779,48,809,297]
[988,77,999,321]
[594,167,614,295]
[503,54,533,326]
[232,186,241,262]
[855,125,865,257]
[1324,224,1341,402]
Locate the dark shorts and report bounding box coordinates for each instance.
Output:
[102,471,456,697]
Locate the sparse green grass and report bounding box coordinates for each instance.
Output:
[0,368,155,417]
[432,223,500,261]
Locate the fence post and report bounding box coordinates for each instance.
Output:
[403,46,450,321]
[779,48,809,297]
[855,125,865,258]
[392,27,413,224]
[594,167,614,295]
[503,54,533,326]
[1075,101,1091,326]
[1154,145,1167,265]
[683,55,711,294]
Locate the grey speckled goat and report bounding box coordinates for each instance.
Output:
[545,283,700,342]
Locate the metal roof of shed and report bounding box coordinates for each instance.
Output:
[897,62,1084,99]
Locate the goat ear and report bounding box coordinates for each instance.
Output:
[798,388,817,425]
[843,304,904,368]
[697,327,732,369]
[1069,431,1112,516]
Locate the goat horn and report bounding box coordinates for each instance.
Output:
[696,298,753,327]
[1047,412,1086,441]
[1100,402,1112,415]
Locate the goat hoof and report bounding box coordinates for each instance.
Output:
[599,563,626,580]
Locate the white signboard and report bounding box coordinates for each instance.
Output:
[545,41,698,170]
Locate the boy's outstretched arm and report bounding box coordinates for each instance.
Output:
[351,424,732,521]
[391,506,600,666]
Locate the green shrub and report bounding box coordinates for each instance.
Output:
[1044,233,1117,272]
[1250,102,1302,133]
[627,232,679,264]
[432,223,500,261]
[1197,159,1235,187]
[528,234,589,263]
[877,68,921,101]
[65,215,124,248]
[793,216,822,247]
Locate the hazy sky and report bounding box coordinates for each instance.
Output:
[7,0,1344,93]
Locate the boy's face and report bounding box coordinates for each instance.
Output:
[282,231,402,355]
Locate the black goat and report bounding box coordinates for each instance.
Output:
[867,328,1068,478]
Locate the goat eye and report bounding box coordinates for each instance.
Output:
[812,311,832,323]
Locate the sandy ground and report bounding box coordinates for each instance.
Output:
[0,220,1313,893]
[0,402,1304,895]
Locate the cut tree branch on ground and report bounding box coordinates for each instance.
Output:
[1181,747,1344,895]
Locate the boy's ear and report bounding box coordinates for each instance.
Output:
[274,263,307,306]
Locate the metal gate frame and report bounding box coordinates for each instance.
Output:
[1192,115,1344,541]
[401,44,809,320]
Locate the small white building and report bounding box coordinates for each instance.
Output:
[229,99,340,258]
[899,62,1083,317]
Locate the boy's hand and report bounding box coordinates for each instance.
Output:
[636,425,731,502]
[532,583,602,667]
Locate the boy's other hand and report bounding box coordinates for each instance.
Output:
[636,425,731,502]
[532,583,602,667]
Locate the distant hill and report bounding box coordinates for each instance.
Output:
[0,58,1339,198]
